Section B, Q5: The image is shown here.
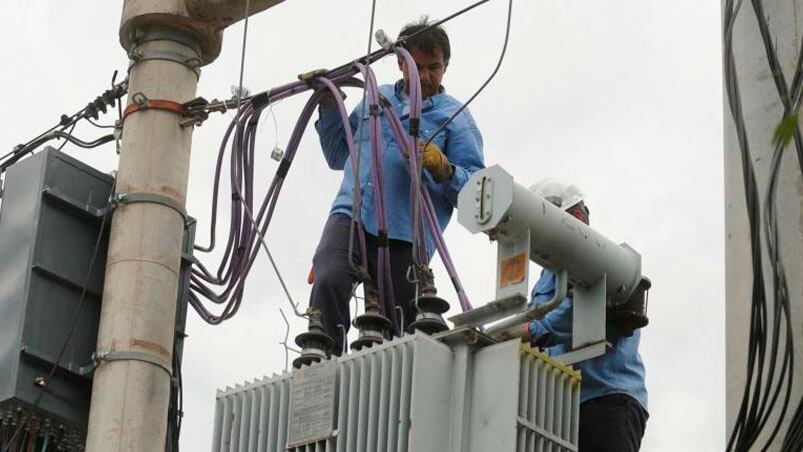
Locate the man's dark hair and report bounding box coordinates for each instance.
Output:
[398,16,451,66]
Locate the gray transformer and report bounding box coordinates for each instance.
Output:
[212,332,581,452]
[0,148,194,449]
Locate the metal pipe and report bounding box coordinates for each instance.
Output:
[484,270,567,339]
[458,165,641,305]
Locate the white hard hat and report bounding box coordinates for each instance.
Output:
[529,178,585,211]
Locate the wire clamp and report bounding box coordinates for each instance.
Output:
[409,118,420,138]
[179,97,212,128]
[110,192,188,225]
[92,350,173,377]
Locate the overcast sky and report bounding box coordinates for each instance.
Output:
[1,1,724,450]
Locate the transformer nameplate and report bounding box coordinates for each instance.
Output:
[287,362,336,446]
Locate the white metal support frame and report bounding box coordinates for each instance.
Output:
[455,165,643,363]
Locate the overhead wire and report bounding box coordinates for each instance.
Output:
[421,0,513,152]
[235,0,252,115]
[0,75,127,173]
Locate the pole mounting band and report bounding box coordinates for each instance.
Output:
[111,192,188,224]
[128,48,201,79]
[92,350,172,377]
[123,93,189,123]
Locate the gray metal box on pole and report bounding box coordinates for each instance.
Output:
[0,148,113,448]
[0,148,196,451]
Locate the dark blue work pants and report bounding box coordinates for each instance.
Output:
[579,394,649,452]
[309,214,418,355]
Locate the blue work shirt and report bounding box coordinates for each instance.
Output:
[528,269,648,412]
[315,80,484,254]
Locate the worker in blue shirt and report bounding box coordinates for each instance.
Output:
[525,179,648,452]
[310,18,484,355]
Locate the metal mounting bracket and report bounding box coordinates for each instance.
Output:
[128,49,201,79]
[89,350,172,377]
[109,192,188,225]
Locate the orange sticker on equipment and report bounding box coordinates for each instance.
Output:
[500,252,527,287]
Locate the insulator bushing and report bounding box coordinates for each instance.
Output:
[407,294,450,335]
[293,308,335,368]
[350,310,393,351]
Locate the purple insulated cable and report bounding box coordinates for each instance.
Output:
[394,47,429,267]
[314,77,370,268]
[191,76,366,323]
[190,91,325,322]
[354,63,398,328]
[382,105,473,312]
[189,2,503,323]
[356,63,402,328]
[221,96,320,321]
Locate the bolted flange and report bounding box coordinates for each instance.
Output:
[609,277,651,337]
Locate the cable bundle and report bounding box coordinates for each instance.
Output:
[188,76,363,324]
[724,0,803,449]
[188,52,481,325]
[187,0,517,326]
[0,75,126,174]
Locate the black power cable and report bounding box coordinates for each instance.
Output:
[421,0,513,151]
[326,0,496,79]
[724,0,803,450]
[1,75,126,173]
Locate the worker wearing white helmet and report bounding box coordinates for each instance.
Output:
[528,178,589,224]
[526,179,648,452]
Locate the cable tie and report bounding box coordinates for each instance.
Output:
[251,92,270,110]
[369,104,380,117]
[451,275,463,292]
[377,230,389,248]
[276,159,291,179]
[409,118,420,137]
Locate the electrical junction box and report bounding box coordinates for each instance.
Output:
[0,148,195,450]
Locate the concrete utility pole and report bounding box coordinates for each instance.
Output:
[724,1,803,449]
[85,1,283,450]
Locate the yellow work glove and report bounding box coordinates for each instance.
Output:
[298,68,344,108]
[419,142,454,183]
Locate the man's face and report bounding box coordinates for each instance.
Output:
[398,45,447,99]
[567,203,590,225]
